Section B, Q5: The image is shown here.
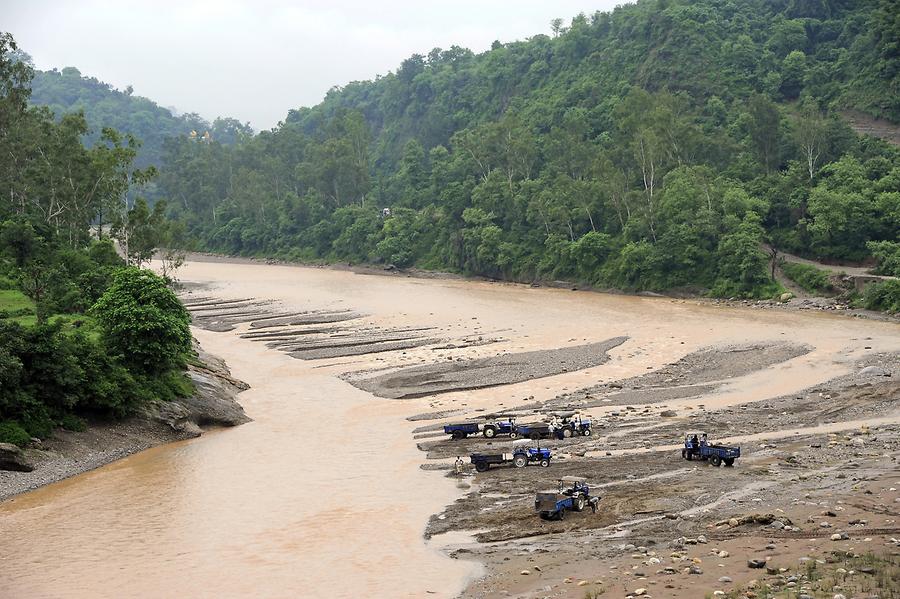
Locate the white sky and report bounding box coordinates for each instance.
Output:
[3,0,628,130]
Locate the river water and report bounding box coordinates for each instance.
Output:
[1,259,898,598]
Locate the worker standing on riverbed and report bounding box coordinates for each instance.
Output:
[455,456,464,475]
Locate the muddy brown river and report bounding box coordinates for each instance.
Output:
[2,258,898,598]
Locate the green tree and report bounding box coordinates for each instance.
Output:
[91,268,191,374]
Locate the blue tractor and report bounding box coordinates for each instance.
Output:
[553,412,592,438]
[482,417,517,439]
[682,433,741,467]
[534,476,599,520]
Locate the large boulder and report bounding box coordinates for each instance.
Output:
[139,341,251,434]
[0,442,33,472]
[181,368,251,427]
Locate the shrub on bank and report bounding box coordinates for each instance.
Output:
[0,421,31,447]
[780,261,833,294]
[861,279,900,313]
[59,414,87,432]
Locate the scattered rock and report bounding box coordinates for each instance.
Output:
[0,442,32,472]
[859,366,889,377]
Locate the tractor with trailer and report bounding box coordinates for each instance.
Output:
[443,422,481,440]
[470,443,552,472]
[534,476,599,520]
[682,433,741,466]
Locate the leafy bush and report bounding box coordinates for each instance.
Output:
[0,420,31,446]
[780,261,833,293]
[861,279,900,313]
[867,240,900,276]
[92,268,191,374]
[59,413,87,432]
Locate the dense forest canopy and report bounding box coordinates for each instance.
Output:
[155,0,899,299]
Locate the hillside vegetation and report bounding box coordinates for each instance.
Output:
[0,34,194,445]
[28,66,252,169]
[155,0,899,299]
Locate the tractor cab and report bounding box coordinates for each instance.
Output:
[559,475,589,496]
[482,415,518,438]
[551,411,592,438]
[684,432,709,450]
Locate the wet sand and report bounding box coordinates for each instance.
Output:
[1,258,899,598]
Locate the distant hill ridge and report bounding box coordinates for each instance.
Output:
[29,66,251,168]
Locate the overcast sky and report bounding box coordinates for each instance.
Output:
[4,0,627,130]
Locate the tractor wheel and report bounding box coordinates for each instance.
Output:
[562,428,573,438]
[710,455,722,467]
[452,431,464,440]
[582,428,592,437]
[681,449,687,459]
[540,459,550,468]
[483,427,496,439]
[513,455,527,468]
[474,461,489,472]
[574,496,585,512]
[686,451,693,461]
[509,431,519,440]
[723,458,735,467]
[529,432,541,441]
[557,509,566,521]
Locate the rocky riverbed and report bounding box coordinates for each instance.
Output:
[0,341,249,501]
[421,349,900,599]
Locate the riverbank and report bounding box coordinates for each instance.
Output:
[180,250,899,324]
[0,341,249,502]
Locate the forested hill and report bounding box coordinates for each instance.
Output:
[160,0,900,302]
[29,67,252,168]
